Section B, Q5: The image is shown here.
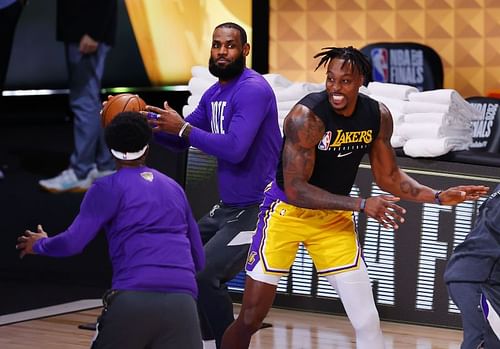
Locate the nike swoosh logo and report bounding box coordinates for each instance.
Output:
[337,152,353,158]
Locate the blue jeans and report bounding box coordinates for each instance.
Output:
[196,202,259,349]
[448,282,500,348]
[0,0,23,91]
[65,42,114,179]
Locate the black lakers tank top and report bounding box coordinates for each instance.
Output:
[276,91,381,196]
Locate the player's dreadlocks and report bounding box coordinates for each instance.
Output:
[314,46,372,82]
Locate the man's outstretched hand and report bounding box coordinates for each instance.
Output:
[364,195,406,230]
[438,185,490,206]
[16,224,47,259]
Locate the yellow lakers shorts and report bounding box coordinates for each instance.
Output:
[246,199,362,284]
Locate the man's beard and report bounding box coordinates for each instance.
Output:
[208,54,245,80]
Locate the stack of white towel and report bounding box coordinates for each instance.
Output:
[184,68,480,158]
[365,82,481,157]
[183,66,323,135]
[267,75,323,132]
[182,66,217,117]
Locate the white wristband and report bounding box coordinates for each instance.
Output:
[178,122,190,138]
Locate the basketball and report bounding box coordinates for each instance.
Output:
[101,93,147,127]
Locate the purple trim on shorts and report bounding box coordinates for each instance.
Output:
[246,182,285,273]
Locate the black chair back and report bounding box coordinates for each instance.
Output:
[466,96,500,153]
[360,42,444,91]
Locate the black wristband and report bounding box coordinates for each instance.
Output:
[359,198,366,213]
[434,190,443,205]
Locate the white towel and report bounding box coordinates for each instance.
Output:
[402,112,471,127]
[408,89,463,105]
[402,101,450,114]
[304,82,324,92]
[367,82,419,100]
[274,82,323,101]
[407,89,480,119]
[191,66,217,81]
[369,94,406,114]
[391,111,405,126]
[448,103,483,121]
[403,137,470,157]
[188,77,213,96]
[277,100,297,112]
[263,73,293,88]
[397,122,472,139]
[187,95,201,106]
[182,104,196,118]
[390,135,406,148]
[359,85,371,95]
[278,111,289,135]
[401,113,447,125]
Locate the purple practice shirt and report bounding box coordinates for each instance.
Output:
[34,166,205,299]
[155,68,282,206]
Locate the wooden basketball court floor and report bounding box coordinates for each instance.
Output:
[0,303,462,349]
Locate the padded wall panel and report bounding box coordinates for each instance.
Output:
[270,0,500,97]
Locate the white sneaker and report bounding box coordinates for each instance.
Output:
[202,340,216,349]
[38,168,93,193]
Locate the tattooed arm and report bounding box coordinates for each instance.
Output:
[282,104,404,229]
[283,105,377,212]
[369,103,436,202]
[369,102,489,204]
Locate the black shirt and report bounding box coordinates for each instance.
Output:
[276,91,381,196]
[56,0,117,45]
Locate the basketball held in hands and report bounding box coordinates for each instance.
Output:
[101,93,147,127]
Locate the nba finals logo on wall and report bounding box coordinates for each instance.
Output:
[469,101,499,149]
[371,48,425,91]
[371,48,389,83]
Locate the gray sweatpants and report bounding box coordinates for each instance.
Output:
[91,290,202,349]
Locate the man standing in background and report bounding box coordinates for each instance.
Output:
[39,0,117,192]
[0,0,25,94]
[0,0,26,180]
